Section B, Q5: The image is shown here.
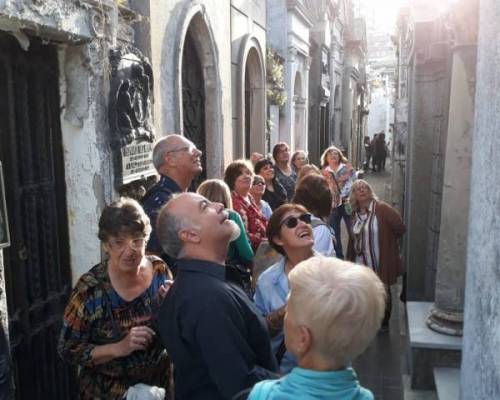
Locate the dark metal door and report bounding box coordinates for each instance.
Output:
[0,35,77,399]
[182,32,206,182]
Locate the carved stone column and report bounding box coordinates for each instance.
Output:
[426,44,476,336]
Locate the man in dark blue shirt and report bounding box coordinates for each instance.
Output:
[156,193,278,400]
[142,134,202,255]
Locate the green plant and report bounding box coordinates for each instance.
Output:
[266,48,287,107]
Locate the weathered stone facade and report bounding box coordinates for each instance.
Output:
[392,0,500,396]
[230,0,267,158]
[267,0,312,152]
[304,0,334,164]
[341,16,367,168]
[461,1,500,396]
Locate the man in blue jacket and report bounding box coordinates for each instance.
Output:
[142,134,202,269]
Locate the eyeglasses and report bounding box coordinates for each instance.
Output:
[107,236,147,251]
[279,213,312,229]
[252,180,265,186]
[167,145,201,155]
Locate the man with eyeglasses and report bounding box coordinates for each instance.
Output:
[142,134,202,271]
[156,193,278,400]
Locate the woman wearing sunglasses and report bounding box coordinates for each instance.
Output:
[254,204,316,374]
[249,175,273,220]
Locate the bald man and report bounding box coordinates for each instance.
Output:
[156,193,278,400]
[142,134,203,259]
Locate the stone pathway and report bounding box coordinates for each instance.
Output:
[350,166,405,400]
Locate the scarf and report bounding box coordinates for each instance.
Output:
[352,200,379,272]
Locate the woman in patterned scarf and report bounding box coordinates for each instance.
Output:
[346,179,406,331]
[58,198,172,399]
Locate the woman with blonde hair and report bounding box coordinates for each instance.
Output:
[197,179,253,268]
[320,146,355,259]
[248,256,385,400]
[347,179,406,330]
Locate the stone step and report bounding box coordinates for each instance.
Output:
[433,368,460,400]
[403,374,437,400]
[406,302,462,390]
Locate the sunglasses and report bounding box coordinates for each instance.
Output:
[253,180,265,186]
[280,213,312,229]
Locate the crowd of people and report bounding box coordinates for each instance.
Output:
[57,134,405,400]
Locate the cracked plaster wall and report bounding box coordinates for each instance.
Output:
[0,0,98,45]
[0,0,120,283]
[59,42,114,282]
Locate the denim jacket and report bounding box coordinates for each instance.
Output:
[254,257,296,373]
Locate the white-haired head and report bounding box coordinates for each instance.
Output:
[287,256,386,366]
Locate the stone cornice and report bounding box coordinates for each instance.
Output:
[286,0,313,28]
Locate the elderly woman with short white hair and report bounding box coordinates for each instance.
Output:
[248,256,385,400]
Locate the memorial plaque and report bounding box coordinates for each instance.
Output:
[109,47,156,185]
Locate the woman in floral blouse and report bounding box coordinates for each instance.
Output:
[58,198,172,399]
[224,160,268,251]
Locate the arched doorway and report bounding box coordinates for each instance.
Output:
[182,28,206,181]
[178,10,222,179]
[237,36,265,158]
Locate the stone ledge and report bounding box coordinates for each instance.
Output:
[407,302,462,350]
[433,368,460,400]
[407,302,462,389]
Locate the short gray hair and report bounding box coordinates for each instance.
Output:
[156,194,196,258]
[152,137,169,171]
[152,134,183,171]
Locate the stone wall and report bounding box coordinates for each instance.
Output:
[0,0,129,281]
[404,15,451,301]
[149,0,232,177]
[461,0,500,396]
[230,0,266,158]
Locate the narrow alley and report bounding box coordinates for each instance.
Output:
[0,0,499,399]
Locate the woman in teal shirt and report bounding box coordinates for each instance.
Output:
[249,256,386,400]
[197,179,253,266]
